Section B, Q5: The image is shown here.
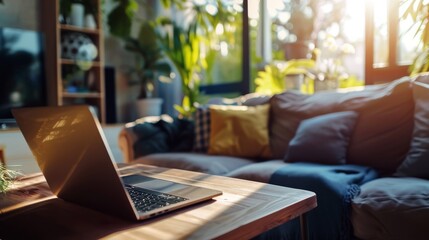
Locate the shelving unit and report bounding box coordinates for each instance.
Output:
[41,0,105,123]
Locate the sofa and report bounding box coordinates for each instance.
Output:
[119,75,429,240]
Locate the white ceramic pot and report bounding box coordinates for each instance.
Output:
[135,98,163,118]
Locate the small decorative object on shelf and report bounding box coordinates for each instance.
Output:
[61,32,97,61]
[85,14,97,29]
[70,3,84,27]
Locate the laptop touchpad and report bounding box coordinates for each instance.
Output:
[122,174,188,194]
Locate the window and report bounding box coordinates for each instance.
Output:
[197,0,248,97]
[365,0,418,84]
[201,0,418,97]
[249,0,365,92]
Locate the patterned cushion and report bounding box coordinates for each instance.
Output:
[193,106,211,152]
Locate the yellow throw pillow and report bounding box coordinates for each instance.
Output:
[208,104,272,158]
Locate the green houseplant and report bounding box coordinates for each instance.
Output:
[254,59,315,95]
[159,20,202,118]
[107,0,235,118]
[158,1,233,118]
[402,0,429,75]
[124,22,171,99]
[125,22,172,117]
[107,0,174,117]
[107,0,171,100]
[0,164,20,193]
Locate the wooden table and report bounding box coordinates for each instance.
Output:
[0,164,317,239]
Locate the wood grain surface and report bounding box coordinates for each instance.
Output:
[0,164,316,240]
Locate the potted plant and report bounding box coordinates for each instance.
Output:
[107,1,173,118]
[157,1,232,118]
[124,22,172,117]
[0,164,19,193]
[159,20,202,118]
[254,59,315,95]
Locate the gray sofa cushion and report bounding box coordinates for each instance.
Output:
[226,160,286,183]
[396,79,429,179]
[133,153,254,175]
[351,177,429,240]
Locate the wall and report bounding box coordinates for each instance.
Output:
[0,126,124,174]
[0,0,39,30]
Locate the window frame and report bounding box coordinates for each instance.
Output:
[199,0,250,96]
[364,0,409,84]
[203,0,412,95]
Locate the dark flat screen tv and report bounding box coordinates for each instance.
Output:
[0,27,46,128]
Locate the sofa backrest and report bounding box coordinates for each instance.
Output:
[269,77,414,174]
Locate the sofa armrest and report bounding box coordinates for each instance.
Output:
[118,126,138,163]
[117,115,195,163]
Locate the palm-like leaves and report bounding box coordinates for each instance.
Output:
[107,0,138,38]
[255,60,315,95]
[0,164,20,193]
[401,0,429,46]
[160,22,201,117]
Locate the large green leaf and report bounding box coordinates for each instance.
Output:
[137,22,158,50]
[254,59,315,95]
[107,0,138,39]
[108,5,132,38]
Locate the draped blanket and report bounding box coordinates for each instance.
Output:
[264,163,378,240]
[132,117,194,158]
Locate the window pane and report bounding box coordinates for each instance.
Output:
[200,1,243,87]
[373,0,389,67]
[248,0,262,91]
[251,0,365,91]
[398,1,421,65]
[341,1,365,81]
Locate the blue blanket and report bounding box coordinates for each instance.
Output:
[262,163,378,240]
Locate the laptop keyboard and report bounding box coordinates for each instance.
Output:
[125,185,188,213]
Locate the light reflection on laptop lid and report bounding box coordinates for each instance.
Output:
[13,105,138,219]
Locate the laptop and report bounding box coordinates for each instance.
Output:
[12,105,222,220]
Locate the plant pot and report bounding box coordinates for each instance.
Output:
[283,42,311,60]
[135,98,163,118]
[285,74,305,91]
[314,78,338,92]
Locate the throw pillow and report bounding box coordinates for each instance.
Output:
[208,104,272,158]
[284,111,359,164]
[193,94,271,153]
[270,76,414,174]
[396,80,429,179]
